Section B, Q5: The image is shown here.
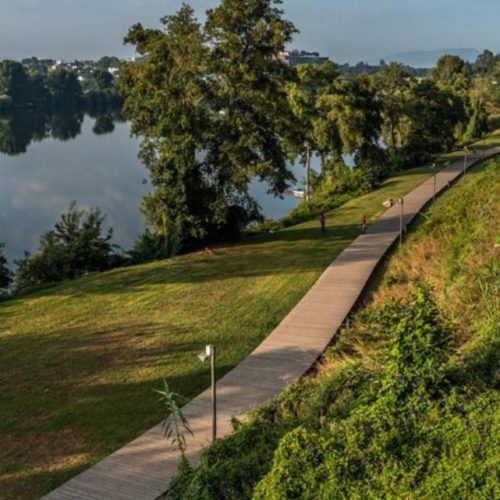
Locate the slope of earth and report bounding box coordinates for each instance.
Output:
[166,158,499,499]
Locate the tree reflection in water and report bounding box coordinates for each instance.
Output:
[0,109,125,155]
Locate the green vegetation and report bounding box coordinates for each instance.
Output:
[0,166,434,499]
[0,59,121,112]
[166,158,499,498]
[121,1,296,254]
[0,243,12,291]
[119,1,497,260]
[13,202,119,294]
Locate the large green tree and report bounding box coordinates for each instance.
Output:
[121,5,214,254]
[320,76,386,182]
[286,64,384,200]
[47,69,83,109]
[286,61,340,198]
[372,63,413,165]
[374,63,463,167]
[431,55,471,98]
[121,1,295,254]
[404,80,463,162]
[89,69,114,91]
[319,76,382,158]
[0,60,30,105]
[205,0,296,195]
[473,49,499,76]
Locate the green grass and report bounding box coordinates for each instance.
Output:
[2,126,499,499]
[438,128,500,162]
[165,158,500,500]
[0,166,435,499]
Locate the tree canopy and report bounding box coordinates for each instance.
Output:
[120,1,293,254]
[14,202,117,293]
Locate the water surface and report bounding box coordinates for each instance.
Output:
[0,111,309,262]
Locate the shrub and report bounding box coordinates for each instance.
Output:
[253,427,326,500]
[14,202,119,293]
[128,230,169,265]
[256,287,498,499]
[165,404,290,500]
[0,242,12,290]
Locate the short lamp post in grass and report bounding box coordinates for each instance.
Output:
[432,163,437,203]
[398,198,404,247]
[463,146,469,177]
[198,344,217,443]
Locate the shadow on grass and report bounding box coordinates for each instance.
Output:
[1,341,326,499]
[0,224,363,302]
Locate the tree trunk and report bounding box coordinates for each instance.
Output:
[306,143,311,202]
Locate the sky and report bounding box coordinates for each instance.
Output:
[0,0,499,64]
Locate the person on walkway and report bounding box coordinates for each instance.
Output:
[362,215,368,234]
[320,213,326,234]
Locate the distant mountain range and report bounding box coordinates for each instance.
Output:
[384,48,481,68]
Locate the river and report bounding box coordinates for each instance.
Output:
[0,111,312,262]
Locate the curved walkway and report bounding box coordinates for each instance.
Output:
[44,149,499,500]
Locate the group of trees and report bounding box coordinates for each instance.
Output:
[1,203,120,294]
[120,0,296,255]
[118,0,391,256]
[2,1,498,294]
[0,60,121,112]
[120,0,496,258]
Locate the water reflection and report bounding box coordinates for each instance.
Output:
[0,113,148,262]
[0,110,306,263]
[0,109,126,156]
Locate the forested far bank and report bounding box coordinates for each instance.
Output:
[0,58,122,112]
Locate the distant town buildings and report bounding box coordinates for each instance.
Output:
[280,49,330,67]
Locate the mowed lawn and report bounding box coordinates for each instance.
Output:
[0,164,470,499]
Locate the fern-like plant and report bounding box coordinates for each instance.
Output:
[154,380,193,456]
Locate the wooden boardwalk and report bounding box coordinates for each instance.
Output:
[44,150,498,500]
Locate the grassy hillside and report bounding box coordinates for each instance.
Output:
[167,158,499,498]
[0,166,436,499]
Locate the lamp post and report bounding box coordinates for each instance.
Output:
[463,146,468,177]
[197,344,217,442]
[305,143,312,202]
[432,163,436,203]
[398,198,404,247]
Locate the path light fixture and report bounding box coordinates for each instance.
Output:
[432,163,437,203]
[398,198,404,247]
[463,146,469,177]
[197,344,217,443]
